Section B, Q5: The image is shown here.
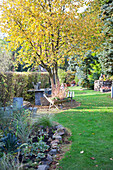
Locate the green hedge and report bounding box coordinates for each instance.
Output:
[0,72,50,106]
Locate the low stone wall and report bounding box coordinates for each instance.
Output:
[94,80,112,92]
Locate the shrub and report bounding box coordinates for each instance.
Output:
[0,72,14,108]
[52,82,68,100]
[0,72,50,105]
[74,76,79,85]
[11,108,32,143]
[0,132,21,154]
[66,70,76,84]
[58,69,76,85]
[0,153,23,170]
[20,139,49,162]
[33,115,53,129]
[58,69,67,84]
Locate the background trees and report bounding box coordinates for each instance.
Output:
[70,51,101,89]
[99,0,113,75]
[65,0,113,88]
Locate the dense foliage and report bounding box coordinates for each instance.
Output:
[68,51,101,89]
[99,0,113,75]
[0,72,50,107]
[0,0,103,91]
[0,108,54,169]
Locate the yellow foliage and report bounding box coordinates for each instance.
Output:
[0,0,104,72]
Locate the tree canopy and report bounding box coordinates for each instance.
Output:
[98,0,113,75]
[0,0,104,89]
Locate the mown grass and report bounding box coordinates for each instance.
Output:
[53,87,113,170]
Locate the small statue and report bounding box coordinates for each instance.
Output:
[99,73,103,80]
[32,82,41,90]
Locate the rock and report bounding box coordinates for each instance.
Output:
[53,134,62,141]
[47,154,53,163]
[56,129,65,136]
[41,154,53,165]
[51,139,59,144]
[29,107,38,113]
[37,165,49,170]
[41,160,51,165]
[56,125,64,129]
[23,101,32,109]
[51,143,58,149]
[48,137,52,142]
[49,149,57,155]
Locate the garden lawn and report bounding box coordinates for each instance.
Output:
[53,87,113,170]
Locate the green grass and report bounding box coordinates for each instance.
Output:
[53,87,113,170]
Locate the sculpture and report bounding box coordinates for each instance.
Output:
[32,82,41,90]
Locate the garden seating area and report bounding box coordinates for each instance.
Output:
[43,93,74,110]
[0,0,113,168]
[43,94,59,110]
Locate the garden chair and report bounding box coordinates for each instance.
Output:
[43,94,59,110]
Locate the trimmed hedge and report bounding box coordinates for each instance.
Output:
[0,72,50,106]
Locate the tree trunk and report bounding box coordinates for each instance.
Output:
[40,61,60,96]
[49,63,60,96]
[55,62,60,87]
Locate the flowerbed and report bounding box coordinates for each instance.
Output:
[0,108,70,169]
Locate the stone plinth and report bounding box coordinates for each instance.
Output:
[28,89,45,105]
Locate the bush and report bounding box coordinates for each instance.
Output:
[20,139,49,162]
[66,70,76,84]
[0,153,22,170]
[0,107,32,144]
[0,72,50,106]
[0,132,21,154]
[58,69,76,85]
[0,72,14,108]
[11,108,32,143]
[58,69,67,84]
[74,76,79,85]
[33,115,53,128]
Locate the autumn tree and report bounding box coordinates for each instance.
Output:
[75,51,101,88]
[0,0,103,91]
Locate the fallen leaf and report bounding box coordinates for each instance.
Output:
[80,151,84,154]
[90,157,95,160]
[110,158,113,160]
[53,165,56,169]
[95,165,98,167]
